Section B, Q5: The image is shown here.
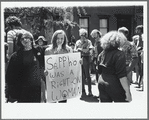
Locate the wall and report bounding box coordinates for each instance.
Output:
[72,6,143,44]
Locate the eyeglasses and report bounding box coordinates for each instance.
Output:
[21,37,32,41]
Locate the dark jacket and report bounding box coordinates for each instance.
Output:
[5,46,45,99]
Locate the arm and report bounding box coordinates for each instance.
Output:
[7,42,13,59]
[74,41,82,52]
[120,76,132,102]
[126,57,138,74]
[115,51,132,102]
[127,44,139,73]
[82,40,93,53]
[7,31,15,59]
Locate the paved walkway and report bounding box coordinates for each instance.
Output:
[67,72,145,103]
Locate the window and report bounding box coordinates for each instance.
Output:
[79,17,89,35]
[99,18,109,35]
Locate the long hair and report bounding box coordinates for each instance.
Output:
[17,30,34,50]
[100,31,127,51]
[51,30,68,50]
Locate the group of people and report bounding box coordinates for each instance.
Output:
[4,15,143,103]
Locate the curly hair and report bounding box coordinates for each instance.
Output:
[100,31,127,50]
[6,16,22,28]
[79,28,88,37]
[51,30,68,50]
[17,30,34,49]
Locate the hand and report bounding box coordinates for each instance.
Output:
[44,70,48,76]
[82,48,89,53]
[77,48,82,52]
[79,59,83,65]
[57,45,62,52]
[125,92,132,102]
[8,96,18,103]
[6,54,9,60]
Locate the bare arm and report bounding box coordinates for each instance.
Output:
[120,76,132,102]
[74,41,82,52]
[7,31,15,59]
[7,41,14,59]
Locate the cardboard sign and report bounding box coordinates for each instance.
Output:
[45,52,82,102]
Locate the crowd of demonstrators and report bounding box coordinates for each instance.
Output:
[74,28,94,100]
[5,15,143,103]
[118,27,138,85]
[97,31,132,102]
[44,30,73,103]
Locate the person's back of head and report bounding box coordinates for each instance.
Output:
[118,27,129,37]
[6,16,22,29]
[100,31,127,51]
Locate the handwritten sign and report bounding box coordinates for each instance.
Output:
[45,52,82,102]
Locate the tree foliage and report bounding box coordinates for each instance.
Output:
[5,7,78,35]
[4,6,87,40]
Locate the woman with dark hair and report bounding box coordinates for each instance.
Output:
[6,30,45,103]
[45,30,72,103]
[35,36,47,46]
[97,31,132,102]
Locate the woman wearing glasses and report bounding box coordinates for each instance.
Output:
[6,30,45,103]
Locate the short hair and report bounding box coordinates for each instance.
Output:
[17,30,34,49]
[100,31,127,50]
[51,30,68,50]
[118,27,129,37]
[136,25,143,33]
[90,29,102,38]
[79,28,88,37]
[132,35,139,41]
[35,36,47,45]
[6,16,22,28]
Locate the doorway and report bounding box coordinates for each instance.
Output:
[116,15,132,41]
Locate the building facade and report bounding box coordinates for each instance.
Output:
[72,6,143,44]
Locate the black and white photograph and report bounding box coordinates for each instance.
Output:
[1,1,148,119]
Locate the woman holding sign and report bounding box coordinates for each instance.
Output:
[45,29,72,103]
